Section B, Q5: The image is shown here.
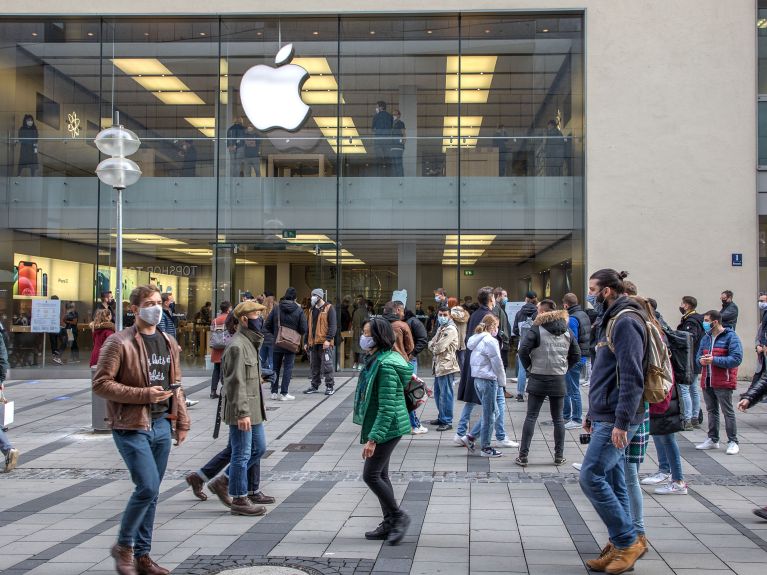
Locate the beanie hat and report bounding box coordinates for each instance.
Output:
[525,290,538,299]
[284,287,297,301]
[311,288,324,299]
[234,300,265,319]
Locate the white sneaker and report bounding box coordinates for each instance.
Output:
[572,462,582,471]
[726,441,740,455]
[696,438,720,450]
[496,438,519,448]
[452,433,465,446]
[641,472,671,486]
[411,425,428,435]
[654,481,688,495]
[279,394,295,401]
[270,393,280,400]
[564,420,582,430]
[581,380,590,387]
[185,400,199,408]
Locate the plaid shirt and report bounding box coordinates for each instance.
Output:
[625,405,650,463]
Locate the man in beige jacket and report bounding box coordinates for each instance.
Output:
[427,305,461,431]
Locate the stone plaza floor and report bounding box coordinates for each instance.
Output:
[0,374,766,575]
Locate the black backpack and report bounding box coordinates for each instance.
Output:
[663,327,694,386]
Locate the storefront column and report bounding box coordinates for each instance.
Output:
[398,85,417,177]
[398,242,417,309]
[214,244,234,307]
[276,261,290,298]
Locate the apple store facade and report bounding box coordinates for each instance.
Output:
[0,13,584,371]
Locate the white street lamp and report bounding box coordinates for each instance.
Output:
[95,121,142,331]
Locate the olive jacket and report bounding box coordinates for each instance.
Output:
[221,326,266,426]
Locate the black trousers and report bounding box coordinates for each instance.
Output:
[210,362,222,394]
[362,436,401,519]
[519,393,565,458]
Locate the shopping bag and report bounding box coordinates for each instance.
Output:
[0,391,14,426]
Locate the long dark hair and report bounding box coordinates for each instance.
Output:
[365,317,395,351]
[590,269,629,294]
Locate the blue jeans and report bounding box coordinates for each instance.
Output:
[457,402,475,436]
[678,375,701,421]
[409,359,419,428]
[472,378,498,449]
[516,356,527,395]
[226,423,267,498]
[198,431,261,493]
[259,343,273,371]
[652,433,684,481]
[112,417,172,556]
[272,350,295,395]
[494,383,507,440]
[0,427,12,454]
[434,373,455,425]
[563,363,583,423]
[579,421,639,549]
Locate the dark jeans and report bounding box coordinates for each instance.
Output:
[260,343,273,371]
[362,436,401,519]
[226,423,267,498]
[112,417,172,557]
[210,362,222,394]
[519,393,565,458]
[272,350,296,395]
[703,387,738,443]
[309,345,335,389]
[198,432,261,492]
[563,363,583,423]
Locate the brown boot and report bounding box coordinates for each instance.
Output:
[605,539,645,574]
[110,543,137,575]
[248,491,276,505]
[135,555,170,575]
[637,533,648,557]
[230,496,267,516]
[185,472,207,501]
[585,542,615,572]
[207,475,232,508]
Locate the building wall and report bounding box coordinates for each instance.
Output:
[2,0,758,368]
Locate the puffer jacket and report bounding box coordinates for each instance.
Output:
[221,326,266,426]
[428,320,461,377]
[265,299,308,348]
[741,368,767,407]
[353,350,413,444]
[518,310,580,396]
[467,331,506,385]
[696,327,743,390]
[382,310,414,361]
[93,325,190,434]
[450,306,469,351]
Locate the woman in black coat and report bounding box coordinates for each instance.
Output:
[738,372,767,520]
[17,114,39,176]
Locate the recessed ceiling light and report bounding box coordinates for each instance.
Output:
[427,30,433,34]
[256,31,262,36]
[199,32,206,36]
[31,32,38,37]
[144,32,150,36]
[484,29,490,34]
[87,32,94,37]
[542,28,549,33]
[370,30,376,35]
[313,31,319,35]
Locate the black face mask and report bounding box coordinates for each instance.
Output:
[247,318,263,333]
[679,306,686,315]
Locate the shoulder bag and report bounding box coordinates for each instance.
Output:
[274,308,302,354]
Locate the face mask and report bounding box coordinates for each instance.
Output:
[679,306,686,315]
[437,316,448,326]
[595,289,607,306]
[311,296,319,307]
[434,296,442,302]
[247,317,263,332]
[721,299,728,305]
[490,328,499,337]
[500,297,508,306]
[759,302,767,311]
[703,321,712,333]
[586,294,596,305]
[138,304,163,326]
[359,335,375,350]
[26,120,32,126]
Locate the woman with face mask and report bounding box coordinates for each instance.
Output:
[352,318,413,545]
[17,114,39,176]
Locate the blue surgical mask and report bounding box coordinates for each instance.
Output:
[586,294,596,305]
[434,296,442,302]
[437,316,448,326]
[703,321,712,333]
[500,297,508,306]
[360,335,375,350]
[759,301,767,311]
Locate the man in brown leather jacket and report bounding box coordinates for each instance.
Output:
[93,284,190,575]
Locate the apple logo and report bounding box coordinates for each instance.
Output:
[240,44,311,132]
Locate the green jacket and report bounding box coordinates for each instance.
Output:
[221,327,266,426]
[353,350,413,444]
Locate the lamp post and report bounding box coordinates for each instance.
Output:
[95,121,141,331]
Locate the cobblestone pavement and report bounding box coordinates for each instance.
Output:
[0,375,766,575]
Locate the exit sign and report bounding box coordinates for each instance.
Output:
[463,269,475,276]
[282,229,297,239]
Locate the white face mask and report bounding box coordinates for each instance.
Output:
[311,295,319,307]
[360,335,375,350]
[138,304,163,326]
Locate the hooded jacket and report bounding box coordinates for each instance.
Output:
[450,306,469,351]
[467,331,506,385]
[588,296,647,431]
[518,310,581,396]
[696,327,743,390]
[678,310,705,375]
[265,299,308,347]
[720,301,739,330]
[428,319,461,376]
[457,304,495,405]
[405,311,428,359]
[512,302,538,337]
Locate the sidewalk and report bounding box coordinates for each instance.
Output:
[0,375,766,574]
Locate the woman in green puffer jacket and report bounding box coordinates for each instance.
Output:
[353,317,413,546]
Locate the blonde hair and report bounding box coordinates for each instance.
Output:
[93,308,112,325]
[263,295,276,319]
[474,314,499,334]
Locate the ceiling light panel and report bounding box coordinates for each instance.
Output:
[111,58,172,76]
[153,92,206,105]
[111,58,205,106]
[442,116,483,151]
[113,233,185,246]
[314,117,366,154]
[170,248,213,256]
[443,249,485,257]
[445,55,497,104]
[445,234,496,246]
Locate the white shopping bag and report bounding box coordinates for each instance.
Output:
[0,397,14,426]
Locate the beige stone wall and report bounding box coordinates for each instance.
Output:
[2,0,759,367]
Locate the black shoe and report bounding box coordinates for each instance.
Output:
[698,409,704,424]
[753,507,767,521]
[514,456,528,467]
[428,419,443,426]
[325,388,335,396]
[365,520,391,540]
[303,387,320,394]
[210,392,219,399]
[386,511,410,545]
[436,424,453,432]
[554,456,567,466]
[516,394,525,402]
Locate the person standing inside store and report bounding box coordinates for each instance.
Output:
[94,290,117,317]
[17,114,39,176]
[371,100,393,176]
[209,301,233,399]
[352,295,370,370]
[265,287,306,400]
[719,290,739,330]
[0,325,20,472]
[64,302,79,362]
[390,109,406,177]
[227,116,247,177]
[304,288,337,396]
[50,295,65,365]
[158,293,177,340]
[677,296,705,429]
[93,284,190,575]
[243,125,261,176]
[562,293,591,430]
[353,318,412,545]
[427,305,461,431]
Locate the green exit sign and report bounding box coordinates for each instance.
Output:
[463,269,475,276]
[282,229,297,239]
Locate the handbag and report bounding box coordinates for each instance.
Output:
[274,309,302,354]
[209,319,231,351]
[0,390,14,426]
[404,375,426,412]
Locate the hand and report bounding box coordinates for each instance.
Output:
[757,345,764,354]
[238,416,251,431]
[148,386,173,403]
[582,420,592,434]
[175,429,188,446]
[323,340,331,350]
[700,355,713,366]
[362,440,376,459]
[737,399,751,412]
[611,428,628,450]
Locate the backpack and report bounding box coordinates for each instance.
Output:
[517,317,534,350]
[662,327,694,386]
[605,310,673,404]
[209,317,232,351]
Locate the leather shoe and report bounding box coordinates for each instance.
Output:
[586,542,615,572]
[135,555,169,575]
[207,475,232,508]
[249,491,276,505]
[185,472,207,501]
[605,539,645,574]
[231,496,266,516]
[111,543,137,575]
[504,390,514,399]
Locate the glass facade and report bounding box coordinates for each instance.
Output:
[0,13,584,371]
